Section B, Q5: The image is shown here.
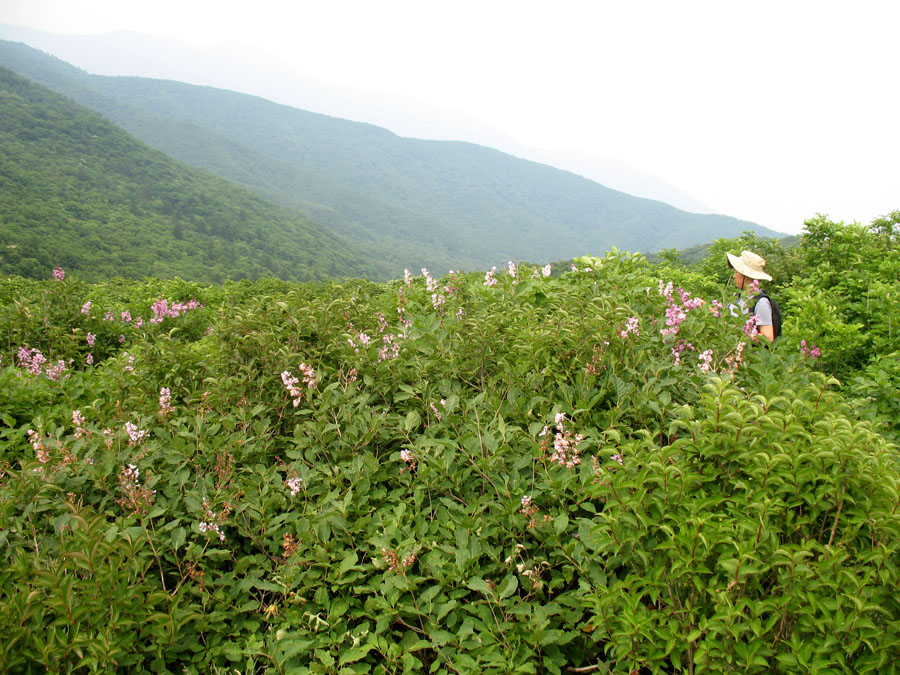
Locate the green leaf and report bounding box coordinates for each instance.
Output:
[498,575,518,599]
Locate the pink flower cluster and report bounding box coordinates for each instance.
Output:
[281,363,316,407]
[421,268,439,292]
[507,261,518,283]
[27,428,49,464]
[72,410,89,439]
[149,298,202,324]
[159,387,174,415]
[658,280,704,338]
[404,268,413,286]
[117,464,156,515]
[698,349,714,372]
[52,266,66,281]
[724,341,747,374]
[125,421,148,445]
[17,346,46,375]
[379,334,401,362]
[540,412,584,469]
[17,346,69,380]
[81,301,92,315]
[348,330,372,353]
[198,499,227,542]
[619,316,640,339]
[399,448,416,471]
[198,521,225,541]
[800,340,821,359]
[286,476,303,496]
[671,339,696,366]
[743,314,760,339]
[484,267,498,287]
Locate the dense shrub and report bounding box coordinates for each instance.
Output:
[1,253,897,673]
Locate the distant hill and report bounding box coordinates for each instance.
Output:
[0,40,784,276]
[0,66,382,282]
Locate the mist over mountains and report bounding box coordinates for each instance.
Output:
[0,29,783,282]
[0,23,717,214]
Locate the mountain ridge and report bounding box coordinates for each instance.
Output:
[0,38,785,278]
[0,65,383,282]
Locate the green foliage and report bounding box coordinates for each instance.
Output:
[0,66,383,283]
[1,251,897,672]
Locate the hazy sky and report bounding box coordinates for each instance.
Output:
[2,0,898,234]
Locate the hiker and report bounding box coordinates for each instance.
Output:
[726,250,778,342]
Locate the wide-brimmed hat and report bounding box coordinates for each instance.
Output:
[726,250,773,281]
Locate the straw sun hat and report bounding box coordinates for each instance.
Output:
[726,250,773,281]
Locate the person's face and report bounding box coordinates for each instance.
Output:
[733,270,746,290]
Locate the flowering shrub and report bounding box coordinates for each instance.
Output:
[0,255,898,672]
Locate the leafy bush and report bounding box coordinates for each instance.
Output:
[1,255,898,673]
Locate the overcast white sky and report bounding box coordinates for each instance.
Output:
[2,0,898,234]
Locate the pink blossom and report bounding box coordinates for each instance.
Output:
[724,341,748,374]
[198,521,226,542]
[81,301,92,315]
[118,334,126,344]
[72,410,88,439]
[378,334,401,362]
[743,315,760,338]
[281,370,302,407]
[658,280,674,301]
[507,260,518,281]
[544,413,583,468]
[421,268,438,292]
[86,332,96,347]
[671,339,696,366]
[135,316,143,329]
[52,266,65,281]
[44,360,68,381]
[121,310,132,323]
[800,340,821,359]
[159,387,174,415]
[86,353,94,366]
[27,429,44,452]
[149,298,202,324]
[286,476,303,496]
[619,316,640,339]
[431,292,445,310]
[404,268,413,286]
[484,267,498,287]
[399,448,416,470]
[698,349,714,372]
[122,464,140,483]
[104,311,115,321]
[747,279,761,294]
[710,300,723,318]
[298,363,317,389]
[541,264,552,277]
[17,346,46,375]
[125,422,148,445]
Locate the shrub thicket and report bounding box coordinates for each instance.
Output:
[1,251,898,673]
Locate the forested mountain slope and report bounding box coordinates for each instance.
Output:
[0,40,783,275]
[0,66,382,282]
